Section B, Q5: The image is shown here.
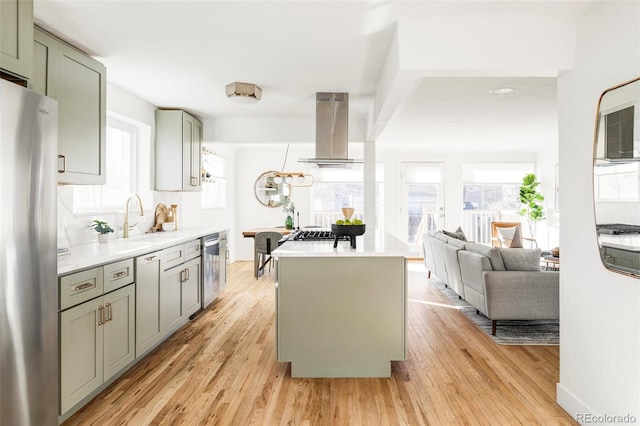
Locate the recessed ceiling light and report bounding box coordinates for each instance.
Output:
[492,87,514,94]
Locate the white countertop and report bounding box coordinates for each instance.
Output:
[273,232,413,258]
[599,234,640,252]
[58,226,225,276]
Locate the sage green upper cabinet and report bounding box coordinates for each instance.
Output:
[32,27,106,185]
[155,110,202,191]
[0,0,32,79]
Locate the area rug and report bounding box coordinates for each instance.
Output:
[430,279,559,345]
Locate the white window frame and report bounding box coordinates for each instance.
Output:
[72,113,152,214]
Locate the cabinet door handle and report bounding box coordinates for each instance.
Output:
[105,303,112,322]
[73,282,94,292]
[185,268,190,281]
[112,270,127,279]
[58,154,66,173]
[144,255,157,261]
[97,305,104,326]
[190,177,198,186]
[180,270,186,283]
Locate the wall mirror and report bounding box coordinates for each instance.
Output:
[254,171,292,208]
[594,77,640,276]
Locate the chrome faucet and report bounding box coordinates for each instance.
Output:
[123,194,144,238]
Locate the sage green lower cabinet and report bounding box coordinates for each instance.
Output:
[135,252,162,357]
[59,240,203,419]
[60,284,135,415]
[602,246,640,271]
[161,256,202,335]
[181,257,201,316]
[161,264,184,334]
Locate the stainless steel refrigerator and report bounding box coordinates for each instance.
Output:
[0,79,58,424]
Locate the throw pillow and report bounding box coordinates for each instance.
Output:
[442,227,467,241]
[455,226,468,241]
[498,248,542,271]
[496,225,523,248]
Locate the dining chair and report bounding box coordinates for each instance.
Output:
[254,231,283,279]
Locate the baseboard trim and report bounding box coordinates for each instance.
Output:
[556,382,592,424]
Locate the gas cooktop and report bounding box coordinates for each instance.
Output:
[279,229,350,243]
[597,223,640,235]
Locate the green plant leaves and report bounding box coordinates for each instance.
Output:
[518,173,545,241]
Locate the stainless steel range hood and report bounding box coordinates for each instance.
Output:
[299,92,362,168]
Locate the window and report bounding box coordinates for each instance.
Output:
[461,163,533,244]
[310,166,383,228]
[201,147,227,208]
[594,162,640,201]
[73,114,152,213]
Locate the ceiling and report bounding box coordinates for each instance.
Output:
[33,1,599,150]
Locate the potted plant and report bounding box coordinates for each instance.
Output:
[90,219,114,243]
[282,199,295,230]
[518,173,545,241]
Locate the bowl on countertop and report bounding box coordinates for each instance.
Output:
[331,224,366,248]
[331,224,366,237]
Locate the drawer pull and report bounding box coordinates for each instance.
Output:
[112,270,127,279]
[73,282,94,292]
[97,305,104,326]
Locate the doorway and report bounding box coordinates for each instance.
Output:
[401,162,445,249]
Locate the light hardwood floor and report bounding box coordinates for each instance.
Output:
[64,261,576,425]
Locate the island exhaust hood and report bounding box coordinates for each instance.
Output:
[299,92,363,168]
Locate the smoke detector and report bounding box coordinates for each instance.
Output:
[226,82,262,104]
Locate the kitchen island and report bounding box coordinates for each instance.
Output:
[273,234,408,378]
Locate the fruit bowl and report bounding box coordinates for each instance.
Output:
[331,224,366,248]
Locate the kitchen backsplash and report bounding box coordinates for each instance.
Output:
[57,186,184,248]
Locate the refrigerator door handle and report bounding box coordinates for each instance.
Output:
[58,154,66,173]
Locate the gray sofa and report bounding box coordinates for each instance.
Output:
[423,230,559,335]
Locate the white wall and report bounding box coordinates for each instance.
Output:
[233,143,316,260]
[557,1,640,421]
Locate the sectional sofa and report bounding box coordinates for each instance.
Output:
[423,230,559,335]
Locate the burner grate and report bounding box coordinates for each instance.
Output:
[290,229,349,241]
[597,223,640,235]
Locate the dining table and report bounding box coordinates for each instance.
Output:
[243,228,293,277]
[242,227,292,239]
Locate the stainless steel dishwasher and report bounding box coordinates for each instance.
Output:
[219,231,228,291]
[202,233,220,309]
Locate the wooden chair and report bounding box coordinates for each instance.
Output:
[490,221,537,248]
